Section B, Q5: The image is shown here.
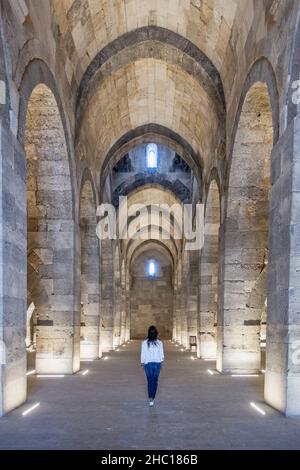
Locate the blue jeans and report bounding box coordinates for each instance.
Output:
[144,362,161,399]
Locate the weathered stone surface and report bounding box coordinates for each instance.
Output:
[1,0,300,420]
[130,250,173,339]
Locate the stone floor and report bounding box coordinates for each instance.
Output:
[1,341,300,450]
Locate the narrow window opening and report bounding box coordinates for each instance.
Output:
[148,260,156,277]
[146,143,158,169]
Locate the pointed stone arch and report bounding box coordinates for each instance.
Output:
[79,173,101,360]
[218,59,278,374]
[24,81,79,374]
[198,178,221,359]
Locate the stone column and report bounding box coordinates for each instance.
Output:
[100,240,114,351]
[187,252,199,351]
[174,286,182,343]
[113,282,121,349]
[172,287,177,341]
[180,284,189,349]
[264,117,300,415]
[199,230,219,359]
[33,220,80,374]
[80,219,101,360]
[125,285,131,342]
[216,218,265,374]
[120,285,126,345]
[0,119,27,416]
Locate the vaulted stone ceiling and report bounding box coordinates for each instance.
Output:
[47,0,287,191]
[52,0,239,90]
[77,56,222,178]
[51,0,285,104]
[51,0,237,184]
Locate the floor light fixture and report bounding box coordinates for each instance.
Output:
[22,403,40,416]
[250,402,266,416]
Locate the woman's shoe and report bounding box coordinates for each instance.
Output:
[149,399,154,407]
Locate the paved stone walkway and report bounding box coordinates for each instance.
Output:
[1,341,300,450]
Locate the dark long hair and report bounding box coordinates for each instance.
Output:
[147,325,158,347]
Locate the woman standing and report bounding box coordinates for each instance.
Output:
[141,326,164,407]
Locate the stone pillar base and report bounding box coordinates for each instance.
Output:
[1,358,27,417]
[80,326,99,360]
[265,371,300,416]
[36,356,78,374]
[217,349,261,375]
[80,343,99,360]
[101,329,114,352]
[113,333,121,349]
[200,336,217,359]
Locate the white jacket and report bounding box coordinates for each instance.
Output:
[141,339,164,365]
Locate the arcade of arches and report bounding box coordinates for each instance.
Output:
[1,0,300,448]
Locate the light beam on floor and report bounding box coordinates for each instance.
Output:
[231,374,259,378]
[37,375,65,378]
[26,370,36,376]
[22,403,40,416]
[207,369,214,375]
[82,370,89,376]
[250,402,266,416]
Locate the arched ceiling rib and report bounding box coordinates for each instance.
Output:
[120,209,182,248]
[78,57,222,175]
[75,26,226,137]
[118,186,183,263]
[100,125,202,191]
[52,0,238,91]
[130,241,174,272]
[126,232,178,268]
[122,185,183,208]
[112,176,192,206]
